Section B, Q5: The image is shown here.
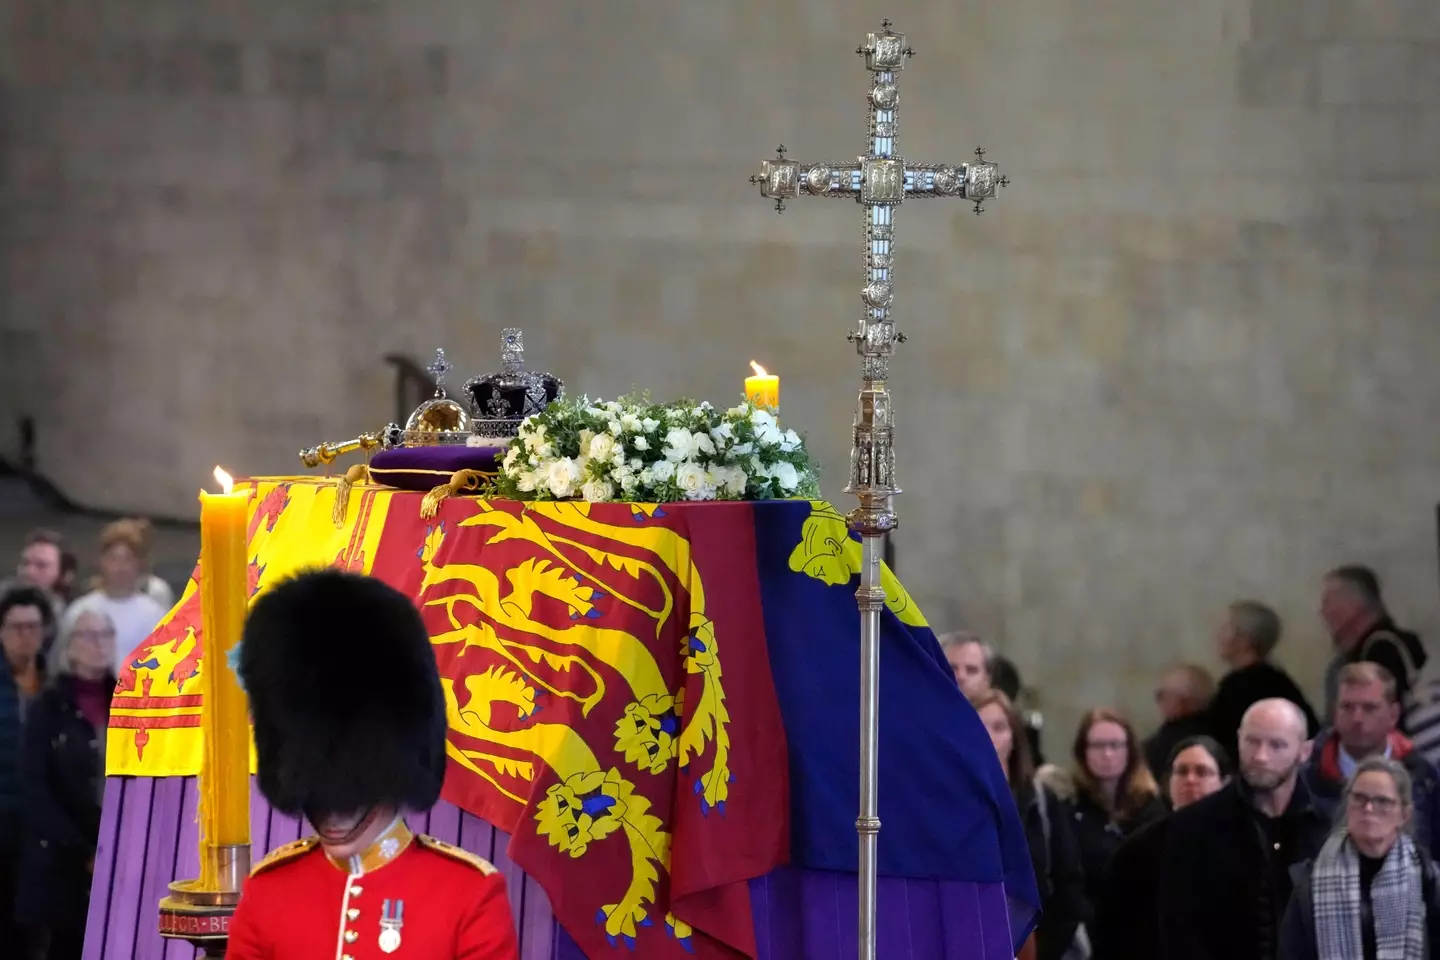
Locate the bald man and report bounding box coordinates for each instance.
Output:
[1157,699,1333,960]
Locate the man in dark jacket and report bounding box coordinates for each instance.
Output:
[1320,564,1426,731]
[1159,699,1333,960]
[0,587,51,946]
[1207,600,1320,765]
[1302,661,1440,853]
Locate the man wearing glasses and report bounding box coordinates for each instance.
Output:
[1303,661,1440,855]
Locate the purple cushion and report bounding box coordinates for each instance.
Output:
[367,444,503,492]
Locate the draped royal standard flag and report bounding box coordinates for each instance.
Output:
[110,480,1038,955]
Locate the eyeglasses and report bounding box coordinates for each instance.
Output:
[72,629,116,643]
[1348,791,1401,814]
[1086,740,1128,753]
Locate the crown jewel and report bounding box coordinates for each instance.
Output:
[399,347,471,446]
[465,329,564,439]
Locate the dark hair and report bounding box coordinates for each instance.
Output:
[1167,735,1232,779]
[969,689,1035,792]
[990,655,1022,701]
[1327,564,1384,609]
[22,528,64,551]
[0,585,54,631]
[1072,707,1160,819]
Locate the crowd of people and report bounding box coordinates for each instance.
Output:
[943,563,1440,960]
[0,523,170,959]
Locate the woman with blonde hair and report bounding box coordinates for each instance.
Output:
[1280,756,1440,959]
[971,689,1089,960]
[1063,707,1167,913]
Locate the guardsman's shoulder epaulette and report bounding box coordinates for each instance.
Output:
[251,836,320,876]
[416,834,498,875]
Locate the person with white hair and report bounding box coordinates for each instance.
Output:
[14,608,116,960]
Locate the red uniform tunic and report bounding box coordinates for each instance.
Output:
[228,818,520,960]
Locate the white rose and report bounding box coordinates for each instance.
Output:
[502,446,520,471]
[772,461,800,492]
[620,413,641,432]
[718,466,747,497]
[517,471,540,493]
[533,439,555,459]
[610,445,627,466]
[589,432,616,462]
[629,458,644,471]
[781,429,801,453]
[650,459,676,482]
[676,462,715,500]
[731,441,754,456]
[633,436,649,452]
[712,422,734,442]
[641,417,660,432]
[604,400,622,413]
[620,474,640,494]
[638,467,655,486]
[582,479,615,502]
[579,429,595,453]
[545,458,583,498]
[663,428,696,462]
[694,432,715,456]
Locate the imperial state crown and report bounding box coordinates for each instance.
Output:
[464,328,563,440]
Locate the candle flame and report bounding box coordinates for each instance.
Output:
[213,466,234,494]
[750,361,769,377]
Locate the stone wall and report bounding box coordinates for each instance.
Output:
[4,0,1439,738]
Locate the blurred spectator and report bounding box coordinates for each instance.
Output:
[1093,735,1232,959]
[61,520,166,671]
[1160,699,1331,960]
[972,689,1088,960]
[1062,707,1167,912]
[15,608,116,960]
[938,630,993,698]
[1145,663,1216,786]
[1320,565,1426,734]
[1303,662,1440,855]
[1209,600,1320,765]
[1280,756,1440,959]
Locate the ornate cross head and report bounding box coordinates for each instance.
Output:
[427,348,453,396]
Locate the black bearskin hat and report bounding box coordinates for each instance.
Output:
[238,570,447,819]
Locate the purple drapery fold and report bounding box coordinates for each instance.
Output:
[554,865,1024,960]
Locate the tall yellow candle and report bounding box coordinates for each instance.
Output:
[197,466,252,890]
[745,361,779,411]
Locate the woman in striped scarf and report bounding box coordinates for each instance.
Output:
[1280,756,1440,960]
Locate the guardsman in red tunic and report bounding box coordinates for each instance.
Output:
[225,570,520,960]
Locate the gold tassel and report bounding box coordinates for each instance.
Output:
[420,469,486,519]
[332,463,370,528]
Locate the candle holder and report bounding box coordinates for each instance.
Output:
[158,843,252,957]
[751,19,1008,960]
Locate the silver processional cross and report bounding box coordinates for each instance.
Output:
[751,19,1009,960]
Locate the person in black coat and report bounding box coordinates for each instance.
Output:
[1159,699,1334,960]
[1279,755,1440,960]
[971,689,1088,960]
[15,609,117,960]
[1144,663,1216,783]
[1092,735,1233,960]
[1060,707,1168,913]
[1208,600,1321,766]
